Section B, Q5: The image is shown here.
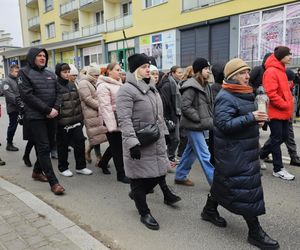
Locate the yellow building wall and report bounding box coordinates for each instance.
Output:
[38,0,62,44]
[104,0,297,42]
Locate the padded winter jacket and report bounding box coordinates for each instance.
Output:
[263,54,293,120]
[210,87,265,217]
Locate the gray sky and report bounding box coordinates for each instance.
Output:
[0,0,23,47]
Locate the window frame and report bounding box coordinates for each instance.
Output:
[45,22,55,39]
[44,0,53,12]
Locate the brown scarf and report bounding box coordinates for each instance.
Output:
[222,81,253,94]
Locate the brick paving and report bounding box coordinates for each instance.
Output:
[0,189,81,250]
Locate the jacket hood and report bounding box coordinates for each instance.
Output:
[126,72,156,95]
[97,75,122,87]
[180,77,206,93]
[261,52,272,69]
[264,54,285,72]
[26,47,48,70]
[212,62,225,83]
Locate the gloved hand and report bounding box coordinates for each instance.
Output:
[165,135,170,145]
[130,145,141,160]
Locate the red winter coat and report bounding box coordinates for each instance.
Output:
[263,54,293,120]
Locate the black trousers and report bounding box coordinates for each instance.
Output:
[260,120,289,172]
[56,125,86,172]
[130,176,165,216]
[7,111,19,144]
[98,146,112,168]
[24,140,34,158]
[29,119,59,187]
[106,131,125,179]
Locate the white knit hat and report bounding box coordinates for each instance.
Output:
[150,64,158,72]
[87,65,100,76]
[69,64,78,75]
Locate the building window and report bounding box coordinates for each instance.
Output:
[44,0,53,12]
[73,20,79,31]
[122,2,132,16]
[95,11,104,25]
[182,0,230,11]
[145,0,166,8]
[46,22,55,39]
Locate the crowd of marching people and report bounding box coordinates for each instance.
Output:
[0,44,299,249]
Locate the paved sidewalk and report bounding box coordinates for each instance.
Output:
[0,178,108,250]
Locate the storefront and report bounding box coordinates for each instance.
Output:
[239,2,300,65]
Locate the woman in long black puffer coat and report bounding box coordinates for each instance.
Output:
[200,58,279,250]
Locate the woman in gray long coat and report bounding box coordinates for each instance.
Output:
[116,54,181,230]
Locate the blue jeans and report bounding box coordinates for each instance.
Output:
[175,130,214,185]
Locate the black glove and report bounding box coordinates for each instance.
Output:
[165,135,170,145]
[130,145,141,160]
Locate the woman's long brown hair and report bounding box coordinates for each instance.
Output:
[106,62,118,76]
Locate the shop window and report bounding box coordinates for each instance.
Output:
[84,55,90,66]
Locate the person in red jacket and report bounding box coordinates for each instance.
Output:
[260,46,295,180]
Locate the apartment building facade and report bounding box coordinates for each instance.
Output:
[1,0,299,74]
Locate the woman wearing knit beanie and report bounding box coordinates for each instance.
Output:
[201,58,279,249]
[174,57,215,187]
[116,53,181,230]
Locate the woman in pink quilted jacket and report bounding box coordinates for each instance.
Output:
[97,63,130,184]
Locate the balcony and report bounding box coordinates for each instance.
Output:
[60,0,79,19]
[182,0,231,11]
[26,0,38,8]
[106,15,132,32]
[62,31,81,40]
[79,0,102,11]
[28,16,40,32]
[82,23,105,36]
[31,40,41,46]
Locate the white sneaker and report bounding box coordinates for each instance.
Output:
[260,160,267,170]
[273,168,295,180]
[76,168,93,175]
[60,169,73,177]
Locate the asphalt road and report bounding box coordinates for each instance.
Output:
[0,97,299,250]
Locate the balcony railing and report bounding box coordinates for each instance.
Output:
[60,0,79,16]
[106,15,132,32]
[28,16,40,28]
[62,31,80,40]
[26,0,38,5]
[182,0,230,11]
[82,23,105,36]
[31,40,41,46]
[79,0,99,7]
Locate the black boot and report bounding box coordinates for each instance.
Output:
[161,185,181,205]
[98,161,111,174]
[6,143,19,152]
[245,217,279,249]
[23,155,32,167]
[0,158,6,166]
[290,156,300,167]
[201,194,227,227]
[117,175,130,184]
[140,213,159,230]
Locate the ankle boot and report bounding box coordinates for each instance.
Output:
[290,156,300,167]
[245,217,279,249]
[6,143,19,152]
[23,155,32,167]
[201,194,227,227]
[161,185,181,205]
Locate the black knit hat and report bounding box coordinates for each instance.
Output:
[192,58,210,74]
[128,53,151,73]
[274,46,291,61]
[55,63,70,76]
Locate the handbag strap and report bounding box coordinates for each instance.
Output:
[127,81,158,123]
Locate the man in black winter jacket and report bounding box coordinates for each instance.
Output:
[2,64,24,151]
[18,48,65,195]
